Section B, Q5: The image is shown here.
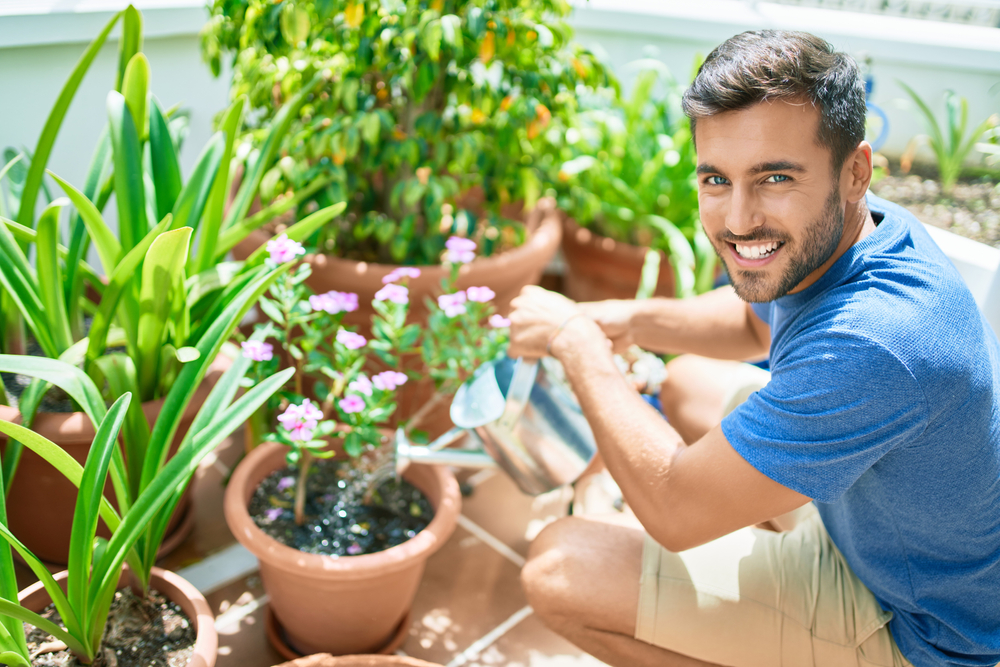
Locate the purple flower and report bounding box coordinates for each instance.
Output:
[489,314,511,328]
[346,543,363,555]
[264,508,283,522]
[438,291,468,318]
[309,290,359,314]
[266,234,305,264]
[466,286,495,303]
[339,395,366,414]
[278,399,323,442]
[336,329,367,350]
[276,476,295,492]
[444,236,477,264]
[349,375,373,397]
[241,340,273,362]
[374,283,409,305]
[382,267,421,284]
[373,371,408,391]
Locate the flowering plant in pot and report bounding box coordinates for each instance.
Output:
[224,233,508,657]
[0,5,346,564]
[551,57,717,300]
[201,0,615,266]
[0,352,292,666]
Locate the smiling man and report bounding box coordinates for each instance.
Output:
[508,31,1000,667]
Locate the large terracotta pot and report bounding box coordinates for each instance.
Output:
[224,441,461,657]
[0,353,232,565]
[18,566,218,667]
[560,217,676,302]
[276,654,443,667]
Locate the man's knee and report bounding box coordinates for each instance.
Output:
[521,517,587,621]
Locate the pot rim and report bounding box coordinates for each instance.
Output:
[224,441,460,578]
[17,566,217,667]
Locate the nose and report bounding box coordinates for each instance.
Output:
[725,185,764,237]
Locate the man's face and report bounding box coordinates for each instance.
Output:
[695,100,846,302]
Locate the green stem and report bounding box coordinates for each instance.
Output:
[294,450,312,526]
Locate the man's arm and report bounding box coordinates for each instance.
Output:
[580,286,771,361]
[507,286,807,552]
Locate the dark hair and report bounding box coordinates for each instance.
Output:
[682,30,866,170]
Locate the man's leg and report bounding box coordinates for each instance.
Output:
[521,516,723,667]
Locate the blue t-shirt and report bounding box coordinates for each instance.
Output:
[722,194,1000,667]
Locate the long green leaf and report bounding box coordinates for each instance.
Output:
[107,91,147,253]
[136,227,191,400]
[2,216,105,292]
[35,199,74,353]
[240,200,347,266]
[116,6,143,93]
[644,214,696,298]
[692,225,718,295]
[0,218,55,357]
[170,132,225,233]
[0,451,28,661]
[148,100,182,222]
[16,11,122,229]
[122,53,150,142]
[67,395,130,638]
[897,80,946,159]
[0,375,47,494]
[0,355,105,426]
[635,248,660,301]
[93,354,148,500]
[223,74,325,230]
[49,171,122,275]
[193,96,246,273]
[0,598,85,658]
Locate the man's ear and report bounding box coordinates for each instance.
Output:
[844,141,873,203]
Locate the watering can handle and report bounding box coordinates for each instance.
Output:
[497,358,539,431]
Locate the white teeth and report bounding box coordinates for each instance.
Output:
[735,242,782,259]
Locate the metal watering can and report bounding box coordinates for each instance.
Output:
[392,356,597,496]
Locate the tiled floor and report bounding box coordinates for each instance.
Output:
[14,427,610,667]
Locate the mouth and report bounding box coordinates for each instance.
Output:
[729,240,785,265]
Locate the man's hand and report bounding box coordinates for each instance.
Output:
[508,286,589,358]
[577,299,638,354]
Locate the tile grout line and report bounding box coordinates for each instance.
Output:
[445,605,533,667]
[456,514,526,568]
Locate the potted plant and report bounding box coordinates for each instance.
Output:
[0,350,292,667]
[0,6,345,563]
[552,58,717,301]
[223,235,509,657]
[200,0,618,319]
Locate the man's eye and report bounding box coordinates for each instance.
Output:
[765,174,790,183]
[705,176,728,186]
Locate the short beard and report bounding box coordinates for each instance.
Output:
[719,187,844,303]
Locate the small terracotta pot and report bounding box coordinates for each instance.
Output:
[224,441,461,657]
[560,217,676,302]
[18,566,218,667]
[275,654,443,667]
[0,354,232,565]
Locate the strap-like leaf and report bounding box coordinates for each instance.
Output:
[692,225,718,295]
[148,99,182,221]
[93,354,148,502]
[169,132,225,234]
[16,11,122,229]
[122,54,150,142]
[116,6,143,93]
[0,217,55,358]
[0,450,28,661]
[107,91,147,253]
[643,214,696,298]
[0,598,86,659]
[49,171,122,275]
[35,199,74,354]
[239,200,347,265]
[0,355,105,427]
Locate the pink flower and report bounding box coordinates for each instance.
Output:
[438,291,468,318]
[489,314,511,328]
[339,395,366,414]
[444,236,477,264]
[346,543,363,555]
[264,507,283,521]
[349,375,373,397]
[336,329,367,350]
[278,399,323,442]
[309,290,359,314]
[374,283,409,305]
[373,371,408,391]
[466,286,495,303]
[382,267,421,284]
[276,476,295,492]
[266,234,305,264]
[241,340,273,362]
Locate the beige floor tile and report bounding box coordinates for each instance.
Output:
[402,524,529,665]
[460,471,573,557]
[462,613,610,667]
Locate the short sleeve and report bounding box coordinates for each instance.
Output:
[721,332,928,503]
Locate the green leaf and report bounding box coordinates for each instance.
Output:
[16,10,122,229]
[169,131,224,234]
[122,53,150,141]
[35,198,74,353]
[136,227,192,400]
[48,171,122,275]
[0,451,28,662]
[0,598,85,659]
[0,217,56,357]
[148,100,182,221]
[92,354,148,501]
[643,214,695,298]
[635,248,661,301]
[241,201,347,266]
[117,6,143,92]
[107,90,147,253]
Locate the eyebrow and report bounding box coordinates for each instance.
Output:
[696,160,807,176]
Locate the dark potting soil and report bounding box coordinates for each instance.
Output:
[23,587,195,667]
[248,457,434,557]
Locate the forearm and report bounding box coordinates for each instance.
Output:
[628,286,768,360]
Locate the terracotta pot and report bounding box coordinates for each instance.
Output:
[0,353,232,565]
[18,566,217,667]
[560,217,676,302]
[224,441,461,657]
[275,654,443,667]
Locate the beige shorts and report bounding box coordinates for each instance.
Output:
[634,363,914,666]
